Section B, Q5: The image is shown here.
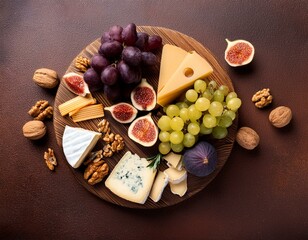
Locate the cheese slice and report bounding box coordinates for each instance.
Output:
[157,51,213,106]
[170,177,187,197]
[157,44,188,93]
[164,167,187,184]
[62,125,101,168]
[149,171,169,202]
[163,152,182,169]
[105,151,157,204]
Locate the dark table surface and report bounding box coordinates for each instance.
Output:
[1,1,308,239]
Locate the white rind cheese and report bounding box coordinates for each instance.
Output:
[62,125,101,168]
[170,178,187,197]
[164,167,187,184]
[105,151,157,204]
[149,171,169,202]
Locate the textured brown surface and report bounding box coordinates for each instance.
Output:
[1,0,308,239]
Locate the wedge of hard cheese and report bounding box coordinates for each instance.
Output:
[105,151,157,204]
[157,50,213,106]
[62,125,101,168]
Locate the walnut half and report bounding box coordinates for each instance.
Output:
[252,88,273,108]
[84,159,109,185]
[44,148,57,170]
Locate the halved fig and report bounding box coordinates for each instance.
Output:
[128,113,158,147]
[104,102,137,124]
[224,39,255,67]
[131,78,156,111]
[63,72,90,96]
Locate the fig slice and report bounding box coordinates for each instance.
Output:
[104,102,138,124]
[224,39,255,67]
[131,78,156,111]
[63,72,90,96]
[128,113,158,147]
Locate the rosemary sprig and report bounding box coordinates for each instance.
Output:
[147,153,162,170]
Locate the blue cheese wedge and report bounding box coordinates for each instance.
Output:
[105,151,157,204]
[149,171,169,202]
[62,125,101,168]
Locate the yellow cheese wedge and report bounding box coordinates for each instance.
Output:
[157,51,213,106]
[170,178,187,197]
[157,44,188,93]
[149,171,169,202]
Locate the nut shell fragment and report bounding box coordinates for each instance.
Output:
[236,127,260,150]
[269,106,292,128]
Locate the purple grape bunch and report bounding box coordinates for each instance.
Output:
[83,23,162,102]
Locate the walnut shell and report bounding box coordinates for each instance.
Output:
[269,106,292,128]
[22,120,47,140]
[236,127,260,150]
[33,68,59,89]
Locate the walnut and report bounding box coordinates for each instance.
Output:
[236,127,260,150]
[75,56,90,72]
[22,120,47,140]
[44,148,57,170]
[102,134,125,157]
[84,159,109,185]
[33,68,59,89]
[98,119,110,134]
[252,88,273,108]
[83,150,103,165]
[269,106,292,128]
[28,100,53,121]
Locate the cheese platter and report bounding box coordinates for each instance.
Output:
[53,26,237,209]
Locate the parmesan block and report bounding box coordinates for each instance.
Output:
[62,125,101,168]
[164,167,187,184]
[170,178,187,197]
[105,151,157,204]
[149,171,169,202]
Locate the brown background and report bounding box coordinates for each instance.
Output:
[1,1,308,239]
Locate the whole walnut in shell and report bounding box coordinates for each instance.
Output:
[22,120,46,140]
[269,106,292,128]
[236,127,260,150]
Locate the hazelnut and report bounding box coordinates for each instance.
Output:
[269,106,292,128]
[33,68,59,89]
[236,127,260,150]
[22,120,46,140]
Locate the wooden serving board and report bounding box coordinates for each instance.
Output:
[53,26,237,209]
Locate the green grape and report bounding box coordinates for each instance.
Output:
[203,114,217,128]
[157,115,172,131]
[159,131,170,142]
[179,108,189,123]
[209,101,224,116]
[212,126,228,139]
[188,104,202,121]
[217,115,233,128]
[183,133,196,148]
[208,80,218,91]
[227,97,242,111]
[223,110,236,120]
[169,131,184,144]
[195,97,210,111]
[170,117,184,131]
[213,89,225,102]
[202,89,213,100]
[187,122,200,135]
[185,89,198,102]
[166,104,180,118]
[218,85,229,96]
[171,142,184,153]
[176,101,189,109]
[200,124,213,135]
[225,91,238,103]
[194,79,207,93]
[159,142,171,155]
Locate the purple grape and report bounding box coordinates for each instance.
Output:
[101,65,119,86]
[99,41,123,59]
[90,54,110,73]
[122,46,142,66]
[108,25,123,43]
[122,23,137,46]
[135,32,149,51]
[101,31,112,43]
[141,52,158,66]
[104,84,122,102]
[83,68,104,92]
[147,35,162,52]
[117,60,142,84]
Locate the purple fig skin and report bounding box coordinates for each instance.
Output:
[183,141,217,177]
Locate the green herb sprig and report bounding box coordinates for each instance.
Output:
[147,153,162,170]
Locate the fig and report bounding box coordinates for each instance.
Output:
[183,141,217,177]
[128,113,158,147]
[131,78,156,111]
[62,72,90,96]
[224,39,255,67]
[104,102,137,124]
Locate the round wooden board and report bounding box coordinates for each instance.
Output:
[53,26,237,209]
